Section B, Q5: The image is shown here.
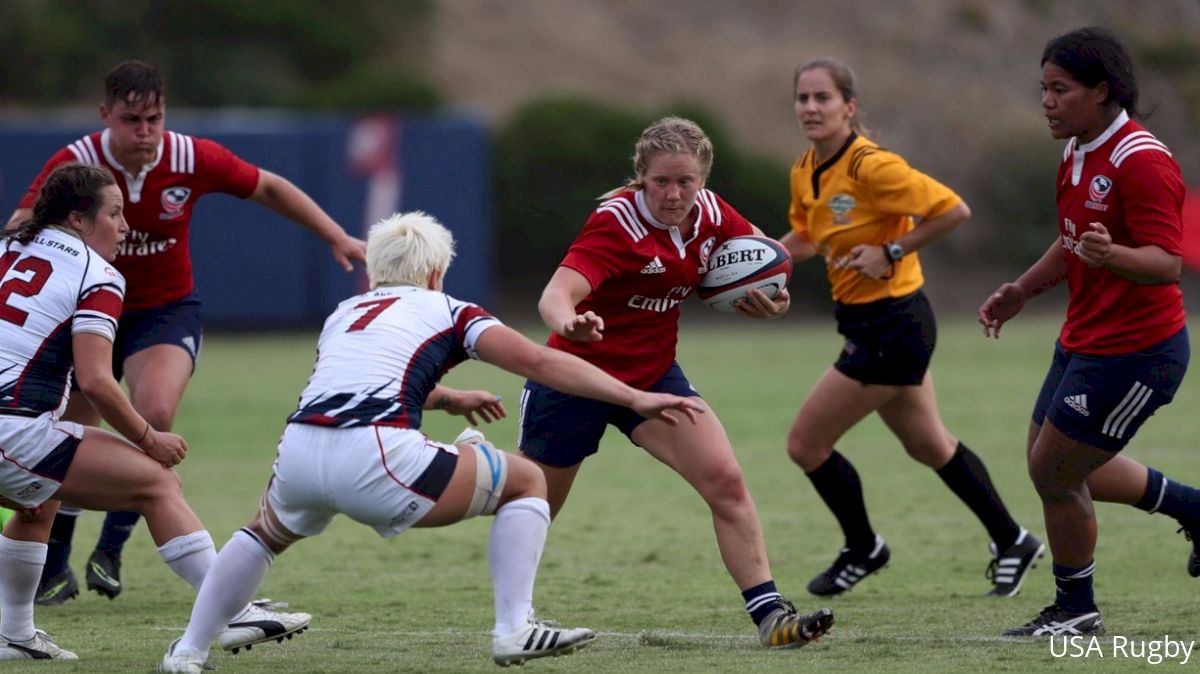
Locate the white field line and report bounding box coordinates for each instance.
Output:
[149,625,1025,644]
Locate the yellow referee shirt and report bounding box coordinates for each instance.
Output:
[789,133,960,304]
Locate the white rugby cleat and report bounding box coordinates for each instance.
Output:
[492,613,596,666]
[0,629,77,661]
[157,638,206,673]
[218,598,311,653]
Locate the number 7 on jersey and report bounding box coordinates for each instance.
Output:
[346,298,399,332]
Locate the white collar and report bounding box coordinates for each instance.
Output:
[100,129,164,203]
[100,128,164,178]
[1076,110,1129,153]
[634,190,700,257]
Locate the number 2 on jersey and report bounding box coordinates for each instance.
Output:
[0,251,54,327]
[346,297,399,332]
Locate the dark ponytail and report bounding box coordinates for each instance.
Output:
[5,164,117,246]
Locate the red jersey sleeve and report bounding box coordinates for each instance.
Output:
[16,149,78,210]
[193,138,260,198]
[559,211,629,292]
[1117,152,1185,256]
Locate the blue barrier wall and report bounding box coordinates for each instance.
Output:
[0,111,491,328]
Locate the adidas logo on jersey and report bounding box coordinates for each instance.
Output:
[640,256,666,274]
[1063,394,1089,416]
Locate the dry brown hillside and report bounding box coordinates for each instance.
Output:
[429,0,1199,178]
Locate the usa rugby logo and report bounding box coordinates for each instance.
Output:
[160,186,192,220]
[1086,175,1111,212]
[697,236,717,273]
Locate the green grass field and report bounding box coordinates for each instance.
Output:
[11,315,1200,673]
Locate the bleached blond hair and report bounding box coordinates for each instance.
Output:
[366,211,456,289]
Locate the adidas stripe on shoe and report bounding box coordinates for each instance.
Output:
[807,535,890,596]
[492,614,595,667]
[986,529,1044,597]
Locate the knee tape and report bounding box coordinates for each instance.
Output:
[465,440,507,518]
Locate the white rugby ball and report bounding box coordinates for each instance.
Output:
[698,236,793,313]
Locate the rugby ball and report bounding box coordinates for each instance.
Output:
[698,236,792,313]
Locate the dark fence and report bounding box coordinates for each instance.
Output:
[0,111,490,328]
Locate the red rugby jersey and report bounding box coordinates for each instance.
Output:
[1055,112,1186,354]
[550,188,753,389]
[18,129,260,311]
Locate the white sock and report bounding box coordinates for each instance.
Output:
[489,497,550,636]
[157,530,216,590]
[0,536,47,643]
[177,530,275,656]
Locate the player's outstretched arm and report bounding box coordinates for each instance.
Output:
[473,325,704,425]
[73,333,187,466]
[424,384,506,426]
[978,239,1067,338]
[538,267,604,342]
[250,169,367,271]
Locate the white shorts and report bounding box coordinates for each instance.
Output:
[0,413,85,508]
[266,424,461,538]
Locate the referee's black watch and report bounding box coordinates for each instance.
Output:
[883,241,905,263]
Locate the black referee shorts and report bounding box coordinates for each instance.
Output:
[833,290,936,386]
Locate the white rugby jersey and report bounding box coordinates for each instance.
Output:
[288,284,501,429]
[0,227,125,415]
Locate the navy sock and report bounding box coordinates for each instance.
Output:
[742,580,784,626]
[1136,467,1200,523]
[41,512,78,579]
[96,511,141,555]
[1052,561,1097,613]
[936,443,1021,551]
[806,450,876,551]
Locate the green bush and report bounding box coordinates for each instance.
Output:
[962,130,1062,272]
[0,0,435,108]
[492,97,646,304]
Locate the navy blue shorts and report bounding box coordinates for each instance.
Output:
[71,293,204,388]
[112,292,203,381]
[833,290,936,386]
[518,361,700,468]
[1032,328,1189,452]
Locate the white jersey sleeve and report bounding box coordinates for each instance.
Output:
[72,258,125,341]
